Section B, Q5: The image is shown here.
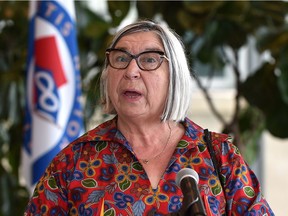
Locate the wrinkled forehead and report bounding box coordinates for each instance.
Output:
[110,25,164,49]
[113,31,164,52]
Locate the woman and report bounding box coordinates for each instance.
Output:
[25,20,274,215]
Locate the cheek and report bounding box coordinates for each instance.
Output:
[107,72,120,98]
[149,76,169,98]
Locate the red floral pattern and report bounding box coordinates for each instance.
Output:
[25,117,274,215]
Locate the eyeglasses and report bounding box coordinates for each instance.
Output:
[106,48,169,71]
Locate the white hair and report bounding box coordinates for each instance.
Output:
[100,20,193,122]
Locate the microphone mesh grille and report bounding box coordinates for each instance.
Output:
[175,168,199,187]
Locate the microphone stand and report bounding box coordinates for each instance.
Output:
[167,177,206,216]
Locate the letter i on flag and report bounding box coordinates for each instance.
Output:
[22,0,84,193]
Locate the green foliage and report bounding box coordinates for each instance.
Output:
[107,1,130,27]
[0,1,30,215]
[1,0,288,215]
[240,63,288,138]
[238,106,265,164]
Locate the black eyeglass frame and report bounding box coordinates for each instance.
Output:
[105,48,169,71]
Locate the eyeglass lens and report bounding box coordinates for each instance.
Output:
[107,49,166,71]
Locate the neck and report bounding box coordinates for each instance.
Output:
[117,116,165,137]
[117,117,173,149]
[118,118,173,164]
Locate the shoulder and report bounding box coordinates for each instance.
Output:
[183,117,238,156]
[61,117,120,151]
[183,117,230,143]
[204,128,241,162]
[205,130,245,173]
[44,118,119,175]
[75,117,118,143]
[210,131,240,156]
[53,117,119,164]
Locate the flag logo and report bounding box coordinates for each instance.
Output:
[34,36,67,123]
[22,0,83,192]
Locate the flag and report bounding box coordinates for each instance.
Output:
[22,0,84,193]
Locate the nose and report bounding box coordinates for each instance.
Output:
[123,59,141,80]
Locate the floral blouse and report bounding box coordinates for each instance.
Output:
[25,117,274,216]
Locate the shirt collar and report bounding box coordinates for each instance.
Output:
[77,116,206,150]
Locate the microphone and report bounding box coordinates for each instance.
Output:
[176,168,207,216]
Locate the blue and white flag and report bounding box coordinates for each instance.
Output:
[22,0,84,193]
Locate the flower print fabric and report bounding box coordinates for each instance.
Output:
[24,117,274,215]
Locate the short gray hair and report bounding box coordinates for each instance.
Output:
[100,20,193,122]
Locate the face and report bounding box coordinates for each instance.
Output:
[106,31,169,121]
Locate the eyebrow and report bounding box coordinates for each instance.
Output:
[114,46,164,53]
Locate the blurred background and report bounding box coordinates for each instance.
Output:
[1,1,288,215]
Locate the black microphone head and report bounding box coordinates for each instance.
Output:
[176,168,199,187]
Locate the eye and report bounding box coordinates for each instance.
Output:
[115,54,129,63]
[144,57,157,63]
[140,53,159,64]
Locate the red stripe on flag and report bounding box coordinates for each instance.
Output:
[35,36,67,87]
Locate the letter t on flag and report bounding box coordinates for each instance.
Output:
[22,0,84,193]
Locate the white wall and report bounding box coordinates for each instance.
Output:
[264,132,288,216]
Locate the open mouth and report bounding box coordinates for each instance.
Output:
[123,90,142,98]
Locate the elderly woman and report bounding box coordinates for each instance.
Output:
[25,20,274,215]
